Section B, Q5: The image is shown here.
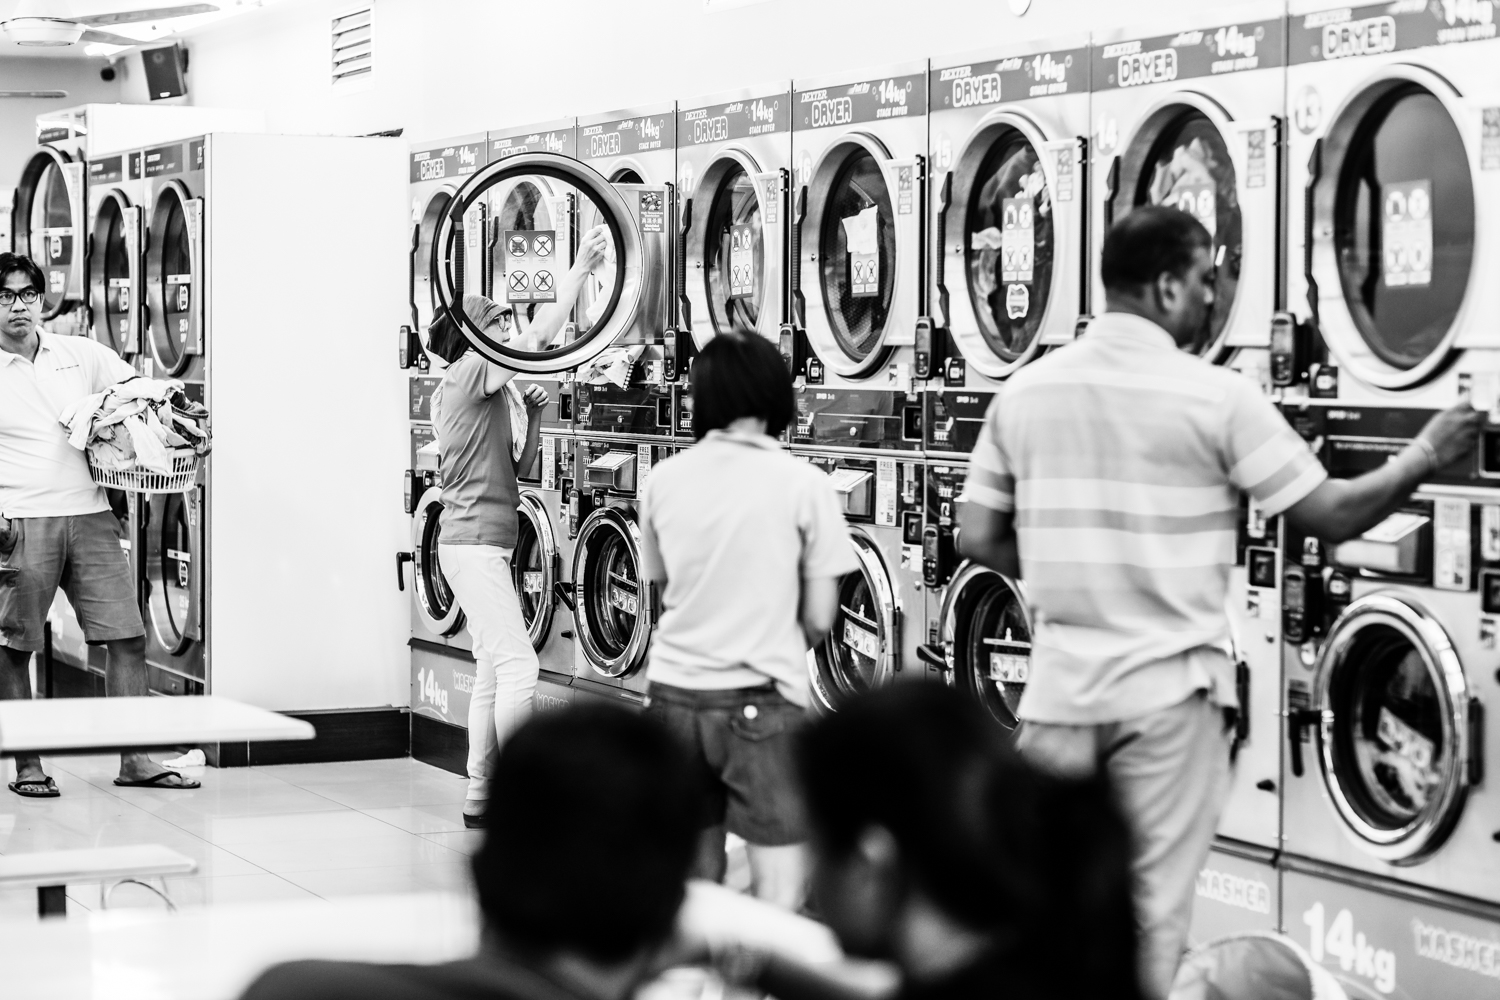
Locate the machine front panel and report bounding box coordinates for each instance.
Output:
[792,387,922,450]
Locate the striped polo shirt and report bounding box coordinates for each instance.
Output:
[960,312,1326,725]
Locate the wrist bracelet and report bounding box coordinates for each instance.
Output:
[1412,437,1440,475]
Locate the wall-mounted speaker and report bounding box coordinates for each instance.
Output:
[142,44,187,101]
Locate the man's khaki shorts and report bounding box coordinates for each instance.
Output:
[0,511,145,653]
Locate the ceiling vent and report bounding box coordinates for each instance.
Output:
[331,6,372,86]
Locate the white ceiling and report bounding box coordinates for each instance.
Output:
[0,0,297,58]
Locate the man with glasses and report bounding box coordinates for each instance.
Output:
[956,206,1481,998]
[0,252,198,796]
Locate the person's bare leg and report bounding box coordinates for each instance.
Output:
[746,841,810,911]
[105,635,188,784]
[0,644,47,786]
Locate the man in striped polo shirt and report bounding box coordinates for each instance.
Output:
[957,206,1481,999]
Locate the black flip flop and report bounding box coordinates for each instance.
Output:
[462,811,488,829]
[113,771,201,790]
[8,777,59,798]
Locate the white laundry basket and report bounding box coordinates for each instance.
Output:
[89,449,202,494]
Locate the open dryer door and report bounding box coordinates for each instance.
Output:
[90,190,143,357]
[14,146,86,319]
[1303,593,1479,865]
[571,505,653,678]
[434,152,652,374]
[809,529,900,712]
[938,115,1084,378]
[146,180,204,376]
[683,153,789,345]
[798,137,924,378]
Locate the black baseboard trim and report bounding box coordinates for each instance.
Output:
[213,707,412,767]
[411,714,467,776]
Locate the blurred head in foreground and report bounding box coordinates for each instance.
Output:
[798,684,1143,999]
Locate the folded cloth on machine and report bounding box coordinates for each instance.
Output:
[578,345,646,389]
[57,375,211,474]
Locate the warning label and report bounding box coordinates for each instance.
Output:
[729,224,755,299]
[1381,180,1432,288]
[1001,196,1034,283]
[504,230,559,303]
[1166,180,1217,238]
[639,190,665,233]
[851,253,879,297]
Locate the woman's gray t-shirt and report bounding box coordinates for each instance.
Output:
[432,352,518,547]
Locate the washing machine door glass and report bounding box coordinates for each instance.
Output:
[819,152,896,362]
[1334,86,1473,372]
[1316,596,1471,861]
[1130,111,1240,354]
[946,564,1030,731]
[705,164,765,336]
[964,132,1053,363]
[414,492,463,637]
[146,492,199,655]
[435,153,650,374]
[146,183,199,376]
[586,529,640,654]
[511,494,556,651]
[91,193,137,355]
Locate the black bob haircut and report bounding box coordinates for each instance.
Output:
[0,252,46,297]
[798,684,1141,998]
[689,332,795,440]
[425,309,470,366]
[470,704,699,964]
[1100,205,1212,295]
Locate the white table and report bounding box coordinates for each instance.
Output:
[0,696,315,756]
[0,844,198,917]
[5,892,481,999]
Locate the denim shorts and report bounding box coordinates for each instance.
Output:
[0,511,145,653]
[645,682,810,846]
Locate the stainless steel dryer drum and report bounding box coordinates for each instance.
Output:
[433,152,657,375]
[1287,0,1500,407]
[408,134,487,342]
[1091,2,1287,371]
[791,60,928,391]
[928,37,1090,389]
[482,121,576,308]
[86,150,144,359]
[677,86,793,347]
[13,143,86,319]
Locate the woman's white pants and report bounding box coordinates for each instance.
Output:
[438,543,540,804]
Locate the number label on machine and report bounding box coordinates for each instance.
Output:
[504,230,558,303]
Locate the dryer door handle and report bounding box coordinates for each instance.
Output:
[1287,707,1321,778]
[553,580,577,613]
[395,551,413,592]
[916,643,947,672]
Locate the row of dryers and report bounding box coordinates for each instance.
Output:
[15,106,410,724]
[400,0,1500,948]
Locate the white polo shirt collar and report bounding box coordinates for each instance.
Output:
[703,429,782,450]
[1089,311,1180,351]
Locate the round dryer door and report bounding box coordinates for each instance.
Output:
[512,492,559,652]
[146,180,203,376]
[809,530,899,712]
[801,136,921,377]
[939,562,1031,732]
[145,490,203,658]
[90,190,142,357]
[946,117,1061,377]
[571,505,652,678]
[434,152,651,374]
[1115,100,1242,360]
[1313,593,1477,864]
[684,153,785,344]
[411,486,465,638]
[411,184,457,337]
[1312,69,1475,387]
[15,146,84,319]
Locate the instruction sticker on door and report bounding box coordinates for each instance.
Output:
[729,223,756,299]
[1381,180,1432,288]
[1166,179,1217,238]
[844,205,881,298]
[843,619,879,658]
[504,230,558,303]
[639,190,665,233]
[1001,196,1034,283]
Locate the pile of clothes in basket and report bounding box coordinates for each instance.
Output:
[58,376,211,475]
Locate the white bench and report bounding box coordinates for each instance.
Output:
[0,844,197,917]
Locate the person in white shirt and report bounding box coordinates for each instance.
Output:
[0,253,198,796]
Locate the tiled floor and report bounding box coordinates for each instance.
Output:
[0,755,481,922]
